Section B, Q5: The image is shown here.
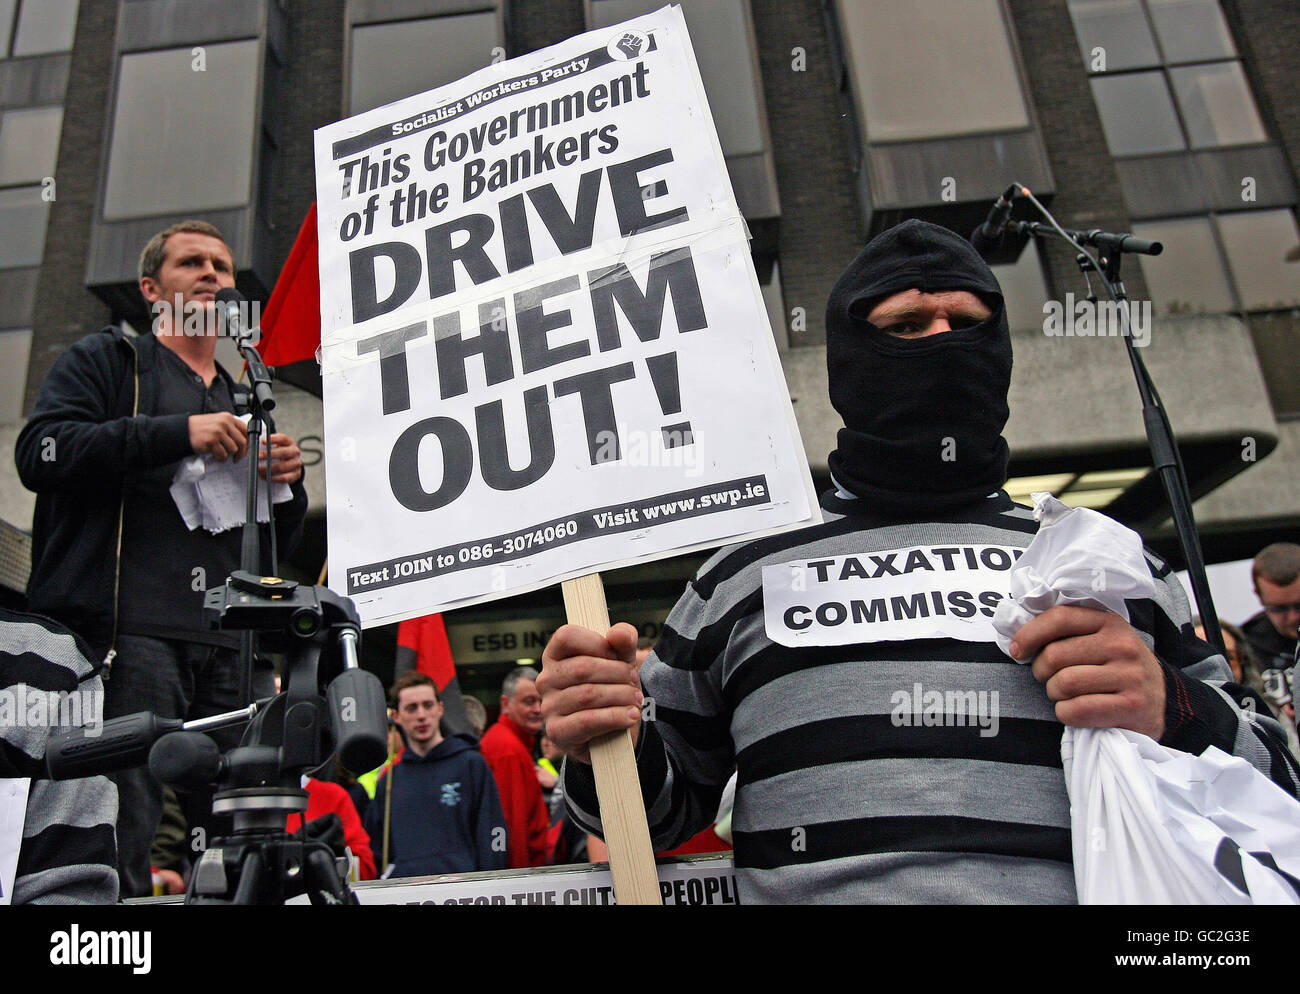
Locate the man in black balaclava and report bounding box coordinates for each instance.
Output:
[825,218,1011,516]
[536,220,1299,903]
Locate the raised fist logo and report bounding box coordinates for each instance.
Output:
[607,29,650,61]
[615,32,643,59]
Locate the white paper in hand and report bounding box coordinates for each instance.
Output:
[168,414,293,533]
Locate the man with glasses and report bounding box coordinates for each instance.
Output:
[1242,543,1300,724]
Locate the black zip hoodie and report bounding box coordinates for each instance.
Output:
[15,327,307,664]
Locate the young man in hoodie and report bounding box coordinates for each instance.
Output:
[536,219,1300,903]
[365,672,506,878]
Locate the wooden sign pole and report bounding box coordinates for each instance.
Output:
[322,558,659,901]
[561,573,662,905]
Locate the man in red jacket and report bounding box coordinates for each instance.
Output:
[479,666,551,867]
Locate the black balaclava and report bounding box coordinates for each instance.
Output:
[825,219,1012,517]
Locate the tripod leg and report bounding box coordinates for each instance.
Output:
[302,843,356,905]
[231,848,264,905]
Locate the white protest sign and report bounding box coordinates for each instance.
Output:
[315,6,818,626]
[0,778,29,905]
[762,545,1023,647]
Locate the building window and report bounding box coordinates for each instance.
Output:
[1066,0,1159,71]
[0,327,31,421]
[349,11,500,116]
[1,0,77,59]
[0,105,62,185]
[1216,209,1300,313]
[1089,71,1184,155]
[1073,0,1298,431]
[0,0,14,56]
[835,0,1030,142]
[826,0,1052,239]
[1070,0,1266,154]
[589,0,779,224]
[1132,209,1300,315]
[1146,0,1235,63]
[990,243,1052,333]
[0,0,74,402]
[1167,62,1265,149]
[1129,215,1232,314]
[103,41,260,221]
[0,185,47,268]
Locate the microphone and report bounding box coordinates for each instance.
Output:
[217,286,276,412]
[971,184,1023,258]
[215,287,247,340]
[150,731,225,791]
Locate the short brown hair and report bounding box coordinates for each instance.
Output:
[1252,543,1300,587]
[138,220,231,283]
[390,670,439,708]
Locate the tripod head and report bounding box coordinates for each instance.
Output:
[167,573,387,903]
[201,571,387,777]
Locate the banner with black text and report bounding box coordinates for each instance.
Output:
[314,6,817,625]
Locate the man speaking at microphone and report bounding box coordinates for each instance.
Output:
[538,218,1300,903]
[16,220,308,897]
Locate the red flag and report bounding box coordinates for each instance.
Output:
[395,614,475,738]
[257,203,320,367]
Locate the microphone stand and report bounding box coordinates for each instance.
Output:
[236,325,278,710]
[1003,202,1227,658]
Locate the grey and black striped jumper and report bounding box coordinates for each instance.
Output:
[1,609,119,903]
[563,491,1300,903]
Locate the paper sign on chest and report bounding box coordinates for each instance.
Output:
[763,545,1022,647]
[314,5,818,626]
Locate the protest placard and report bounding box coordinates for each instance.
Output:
[314,5,818,628]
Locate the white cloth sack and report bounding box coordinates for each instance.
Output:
[990,491,1158,656]
[992,493,1300,904]
[1064,726,1300,903]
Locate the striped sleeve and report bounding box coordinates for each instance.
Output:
[1,609,119,904]
[563,551,739,850]
[1141,558,1300,796]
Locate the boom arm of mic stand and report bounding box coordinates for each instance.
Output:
[1011,217,1225,658]
[1008,221,1163,257]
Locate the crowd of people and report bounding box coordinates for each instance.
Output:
[3,218,1296,904]
[146,662,733,894]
